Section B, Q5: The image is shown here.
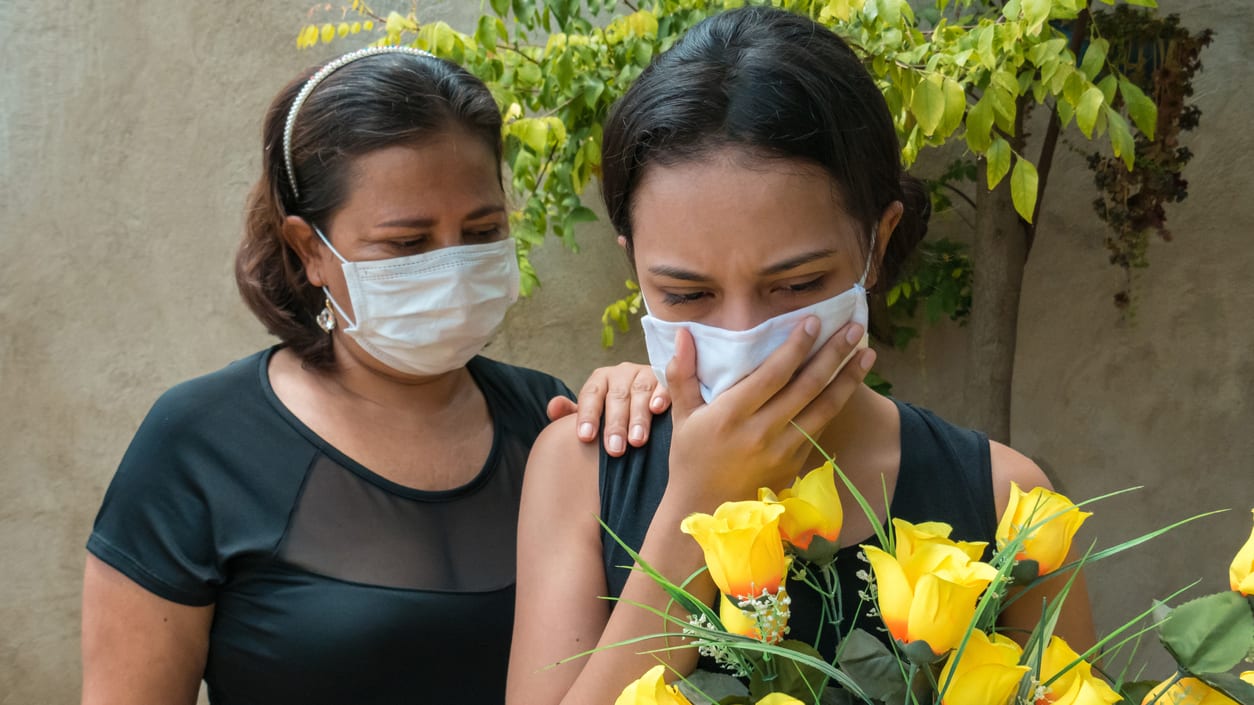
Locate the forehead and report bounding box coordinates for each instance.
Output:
[340,131,502,212]
[629,150,862,262]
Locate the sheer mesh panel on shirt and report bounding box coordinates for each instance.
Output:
[278,452,522,593]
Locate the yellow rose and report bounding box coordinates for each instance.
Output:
[615,665,693,705]
[755,695,805,705]
[1141,677,1240,705]
[1229,509,1254,595]
[1242,671,1254,687]
[863,519,999,655]
[759,463,843,562]
[996,482,1092,576]
[681,501,788,600]
[1040,636,1120,705]
[938,630,1028,705]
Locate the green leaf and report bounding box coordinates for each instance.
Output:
[1022,0,1050,33]
[986,136,1011,189]
[1106,107,1136,170]
[1079,37,1109,81]
[940,77,967,137]
[1119,78,1158,138]
[911,73,946,137]
[965,94,994,152]
[511,118,549,153]
[1011,157,1039,222]
[1158,591,1254,674]
[1076,85,1105,138]
[490,0,510,17]
[836,629,908,702]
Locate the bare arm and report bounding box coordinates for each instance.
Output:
[81,555,212,705]
[507,416,711,705]
[989,442,1097,651]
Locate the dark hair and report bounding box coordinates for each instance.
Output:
[236,53,503,368]
[600,6,929,290]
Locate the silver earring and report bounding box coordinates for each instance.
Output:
[316,298,335,333]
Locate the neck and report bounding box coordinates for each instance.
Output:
[312,338,478,417]
[809,383,896,463]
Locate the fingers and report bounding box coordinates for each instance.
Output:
[574,377,608,445]
[762,320,866,423]
[790,346,875,442]
[718,316,822,413]
[649,383,671,415]
[625,370,658,449]
[546,396,578,423]
[665,328,705,420]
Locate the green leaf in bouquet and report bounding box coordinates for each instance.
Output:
[1118,680,1159,705]
[673,669,750,705]
[1195,671,1254,705]
[834,629,909,703]
[1008,558,1041,586]
[1158,590,1254,675]
[747,640,828,703]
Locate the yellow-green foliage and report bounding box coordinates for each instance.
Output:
[297,0,1160,343]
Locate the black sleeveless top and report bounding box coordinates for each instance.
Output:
[88,348,571,705]
[599,400,997,661]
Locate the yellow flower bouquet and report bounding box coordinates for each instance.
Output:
[594,457,1254,705]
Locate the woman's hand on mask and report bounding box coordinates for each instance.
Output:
[664,317,874,507]
[546,363,671,457]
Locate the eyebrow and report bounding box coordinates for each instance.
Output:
[647,248,838,282]
[374,204,506,229]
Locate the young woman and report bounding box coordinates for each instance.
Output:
[507,8,1096,704]
[81,46,665,705]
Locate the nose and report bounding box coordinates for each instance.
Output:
[708,297,771,332]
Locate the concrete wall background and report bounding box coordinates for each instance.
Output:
[1,1,1249,701]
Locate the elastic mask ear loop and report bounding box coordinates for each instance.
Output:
[312,225,358,329]
[856,228,878,291]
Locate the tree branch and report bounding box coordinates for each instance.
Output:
[1027,8,1091,254]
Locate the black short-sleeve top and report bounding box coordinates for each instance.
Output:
[599,400,998,661]
[87,348,571,705]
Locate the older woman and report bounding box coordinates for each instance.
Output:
[82,46,663,705]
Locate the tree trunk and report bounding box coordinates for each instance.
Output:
[965,166,1028,444]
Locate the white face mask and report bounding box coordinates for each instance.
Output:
[316,227,520,376]
[640,235,875,403]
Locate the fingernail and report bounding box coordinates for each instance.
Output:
[578,422,595,439]
[609,434,626,454]
[846,323,865,345]
[629,424,645,443]
[803,316,820,336]
[650,396,665,411]
[859,349,876,371]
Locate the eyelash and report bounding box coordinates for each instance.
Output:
[661,278,826,306]
[392,227,503,250]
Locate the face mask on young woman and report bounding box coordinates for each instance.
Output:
[640,234,875,403]
[315,226,519,376]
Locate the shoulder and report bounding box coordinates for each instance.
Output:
[527,414,599,485]
[142,349,270,432]
[988,441,1052,517]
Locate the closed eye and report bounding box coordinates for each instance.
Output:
[661,290,709,305]
[777,277,825,295]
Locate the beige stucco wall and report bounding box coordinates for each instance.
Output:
[1,0,1249,701]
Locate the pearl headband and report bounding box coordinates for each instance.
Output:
[282,45,436,201]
